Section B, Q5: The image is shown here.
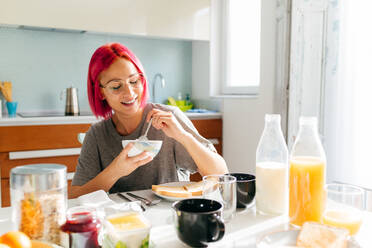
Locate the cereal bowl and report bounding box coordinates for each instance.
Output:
[122,140,162,158]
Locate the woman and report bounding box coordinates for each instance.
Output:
[70,43,227,198]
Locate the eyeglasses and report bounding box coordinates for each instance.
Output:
[100,73,143,95]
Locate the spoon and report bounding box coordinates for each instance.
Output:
[137,118,153,141]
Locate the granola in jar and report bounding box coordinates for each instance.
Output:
[10,164,67,246]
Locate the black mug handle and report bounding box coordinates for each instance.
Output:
[207,214,225,242]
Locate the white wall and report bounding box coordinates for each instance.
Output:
[193,0,277,174]
[191,40,221,111]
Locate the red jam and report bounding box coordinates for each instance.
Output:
[61,207,101,248]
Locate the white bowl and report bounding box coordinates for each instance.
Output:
[122,140,162,158]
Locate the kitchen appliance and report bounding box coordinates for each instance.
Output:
[61,86,79,115]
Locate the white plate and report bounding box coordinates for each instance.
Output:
[257,229,361,248]
[152,182,202,202]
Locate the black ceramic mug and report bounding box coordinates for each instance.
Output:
[226,173,256,208]
[172,198,225,247]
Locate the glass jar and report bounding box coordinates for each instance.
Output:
[61,206,101,248]
[10,164,67,245]
[256,114,288,215]
[289,117,326,226]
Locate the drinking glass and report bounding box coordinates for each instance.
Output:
[322,183,364,235]
[202,175,237,222]
[6,101,18,117]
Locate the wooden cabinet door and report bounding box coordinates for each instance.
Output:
[1,179,10,207]
[0,124,90,152]
[0,153,79,179]
[191,119,223,155]
[190,119,223,181]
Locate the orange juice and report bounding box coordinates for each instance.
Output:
[289,156,325,226]
[322,209,362,235]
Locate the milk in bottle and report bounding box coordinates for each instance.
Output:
[256,114,289,215]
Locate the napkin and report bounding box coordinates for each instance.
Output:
[77,190,114,208]
[77,190,144,214]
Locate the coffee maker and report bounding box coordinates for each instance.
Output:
[61,87,79,116]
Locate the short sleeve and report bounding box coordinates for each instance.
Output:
[71,127,102,186]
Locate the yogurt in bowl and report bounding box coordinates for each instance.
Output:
[122,140,162,158]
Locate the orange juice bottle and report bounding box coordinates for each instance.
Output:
[289,117,326,226]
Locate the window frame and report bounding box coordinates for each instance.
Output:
[210,0,261,97]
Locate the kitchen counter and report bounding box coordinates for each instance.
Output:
[0,112,222,126]
[185,111,222,120]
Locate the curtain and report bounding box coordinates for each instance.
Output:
[324,0,372,190]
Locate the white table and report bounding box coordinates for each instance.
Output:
[1,190,371,248]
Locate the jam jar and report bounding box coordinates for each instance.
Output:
[61,206,101,248]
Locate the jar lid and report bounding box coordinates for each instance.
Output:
[10,164,67,192]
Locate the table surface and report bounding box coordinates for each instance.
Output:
[1,189,371,248]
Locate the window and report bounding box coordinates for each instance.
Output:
[210,0,261,96]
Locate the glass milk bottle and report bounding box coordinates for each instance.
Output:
[289,116,326,226]
[256,114,288,215]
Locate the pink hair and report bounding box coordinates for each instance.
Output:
[87,43,149,119]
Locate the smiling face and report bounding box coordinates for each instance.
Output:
[99,58,144,119]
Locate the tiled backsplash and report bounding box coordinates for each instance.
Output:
[0,26,192,113]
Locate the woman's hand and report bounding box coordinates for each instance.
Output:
[111,142,153,177]
[147,109,188,141]
[69,142,153,198]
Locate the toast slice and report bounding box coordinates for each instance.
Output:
[183,181,204,196]
[152,180,217,198]
[152,185,192,198]
[296,222,349,248]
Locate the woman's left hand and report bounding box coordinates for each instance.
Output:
[147,109,188,141]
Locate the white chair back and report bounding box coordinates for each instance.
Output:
[77,133,86,144]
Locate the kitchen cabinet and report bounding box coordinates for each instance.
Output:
[190,118,223,181]
[192,118,222,154]
[0,0,210,41]
[0,124,91,207]
[0,118,221,207]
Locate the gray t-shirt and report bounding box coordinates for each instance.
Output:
[72,103,216,193]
